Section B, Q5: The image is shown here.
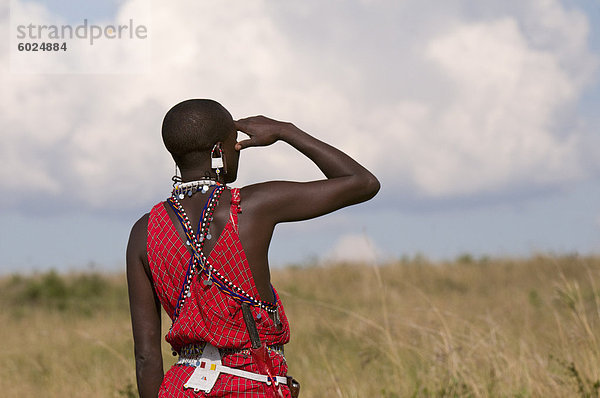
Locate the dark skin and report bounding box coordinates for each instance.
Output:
[127,115,380,397]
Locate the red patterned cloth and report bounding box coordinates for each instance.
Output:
[147,188,291,397]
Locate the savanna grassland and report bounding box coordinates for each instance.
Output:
[1,255,599,397]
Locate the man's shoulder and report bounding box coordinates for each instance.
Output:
[238,181,283,204]
[130,212,150,238]
[237,181,299,215]
[238,181,293,194]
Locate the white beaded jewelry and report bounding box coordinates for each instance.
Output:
[172,179,219,200]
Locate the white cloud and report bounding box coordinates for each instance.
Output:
[416,17,580,196]
[362,1,597,198]
[1,0,302,209]
[0,0,598,213]
[324,233,383,264]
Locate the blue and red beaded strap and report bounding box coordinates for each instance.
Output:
[167,187,278,316]
[167,186,224,322]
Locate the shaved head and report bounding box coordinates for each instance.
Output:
[162,99,235,169]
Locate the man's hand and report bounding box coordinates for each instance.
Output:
[234,116,296,151]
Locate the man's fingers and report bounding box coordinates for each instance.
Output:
[235,115,272,131]
[235,120,254,150]
[234,120,247,132]
[235,118,258,132]
[235,138,253,151]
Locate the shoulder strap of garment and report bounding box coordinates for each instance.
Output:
[229,188,242,233]
[147,202,176,266]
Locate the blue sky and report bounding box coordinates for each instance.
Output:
[1,0,599,273]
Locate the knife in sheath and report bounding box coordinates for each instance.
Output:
[241,303,262,349]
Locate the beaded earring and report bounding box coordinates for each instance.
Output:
[211,143,224,179]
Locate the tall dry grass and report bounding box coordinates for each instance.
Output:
[1,255,599,397]
[279,255,600,397]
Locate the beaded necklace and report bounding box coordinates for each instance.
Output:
[172,178,219,200]
[168,185,224,320]
[167,186,277,324]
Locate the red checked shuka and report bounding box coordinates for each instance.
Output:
[147,188,292,397]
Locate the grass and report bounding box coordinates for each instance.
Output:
[1,254,599,397]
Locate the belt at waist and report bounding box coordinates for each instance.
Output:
[176,342,289,391]
[176,342,285,361]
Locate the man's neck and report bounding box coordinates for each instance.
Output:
[180,167,220,183]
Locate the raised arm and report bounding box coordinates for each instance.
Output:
[235,116,380,224]
[126,214,164,397]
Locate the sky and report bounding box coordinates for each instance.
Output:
[1,0,599,274]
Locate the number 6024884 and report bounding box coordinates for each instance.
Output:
[17,42,67,51]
